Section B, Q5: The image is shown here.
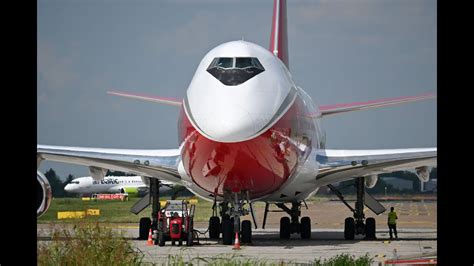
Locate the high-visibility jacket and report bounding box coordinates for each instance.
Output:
[388,211,398,225]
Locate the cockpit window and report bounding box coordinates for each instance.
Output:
[70,181,80,184]
[235,58,252,68]
[215,57,233,68]
[207,57,265,86]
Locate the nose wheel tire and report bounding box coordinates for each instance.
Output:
[241,220,252,243]
[222,218,233,245]
[209,216,221,239]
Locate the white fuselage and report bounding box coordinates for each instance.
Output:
[177,40,324,202]
[64,176,146,194]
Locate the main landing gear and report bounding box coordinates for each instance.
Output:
[262,201,311,239]
[208,191,255,245]
[328,177,377,240]
[132,178,161,241]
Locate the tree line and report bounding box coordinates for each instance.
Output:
[43,168,74,198]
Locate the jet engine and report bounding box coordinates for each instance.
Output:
[37,170,52,218]
[364,175,378,189]
[416,166,430,182]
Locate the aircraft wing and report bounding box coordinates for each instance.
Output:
[314,148,436,186]
[37,145,182,184]
[107,91,182,106]
[309,93,436,118]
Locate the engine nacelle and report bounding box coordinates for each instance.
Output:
[364,175,378,189]
[37,170,52,217]
[120,187,139,195]
[416,166,430,182]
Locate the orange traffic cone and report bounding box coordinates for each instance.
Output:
[232,231,240,250]
[146,228,153,246]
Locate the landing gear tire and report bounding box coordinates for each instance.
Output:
[186,231,194,246]
[222,218,233,245]
[365,217,376,240]
[241,220,252,243]
[209,216,220,239]
[158,231,165,246]
[300,216,311,239]
[344,217,355,240]
[139,217,151,240]
[280,217,291,239]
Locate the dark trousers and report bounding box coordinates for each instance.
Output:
[388,223,397,239]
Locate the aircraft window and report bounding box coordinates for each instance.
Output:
[235,58,252,68]
[251,58,264,69]
[215,57,233,69]
[70,181,79,184]
[207,57,265,86]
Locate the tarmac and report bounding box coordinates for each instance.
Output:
[37,200,437,264]
[137,229,436,264]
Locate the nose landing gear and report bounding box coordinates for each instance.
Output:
[209,192,255,245]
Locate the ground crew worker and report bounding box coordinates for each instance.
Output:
[387,207,398,239]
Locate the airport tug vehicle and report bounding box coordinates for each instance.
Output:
[154,200,195,246]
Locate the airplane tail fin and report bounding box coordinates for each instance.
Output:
[269,0,289,68]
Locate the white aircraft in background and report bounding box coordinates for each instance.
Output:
[64,176,174,195]
[37,0,436,244]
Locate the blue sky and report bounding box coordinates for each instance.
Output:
[38,0,437,179]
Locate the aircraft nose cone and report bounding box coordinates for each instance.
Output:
[192,103,259,142]
[64,185,72,192]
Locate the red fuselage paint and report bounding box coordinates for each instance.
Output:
[178,95,316,199]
